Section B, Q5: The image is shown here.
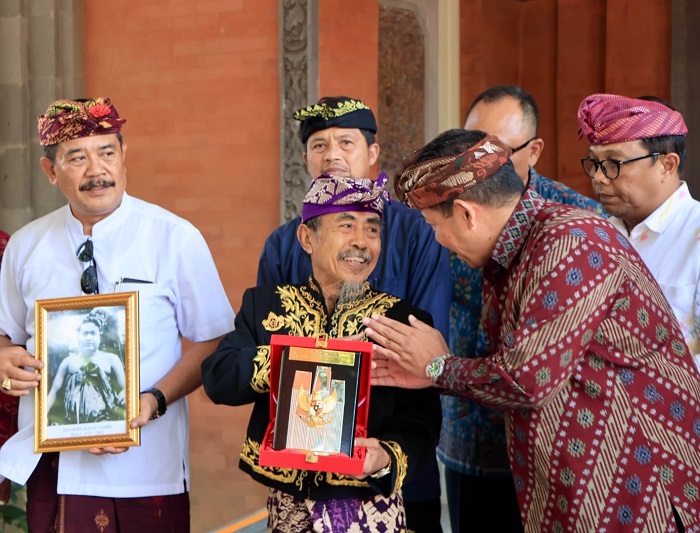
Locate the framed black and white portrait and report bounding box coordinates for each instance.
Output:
[34,292,140,452]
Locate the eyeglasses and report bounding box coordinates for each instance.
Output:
[76,239,99,294]
[581,152,663,180]
[510,137,537,154]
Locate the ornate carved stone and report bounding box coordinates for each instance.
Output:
[280,0,316,222]
[377,4,425,188]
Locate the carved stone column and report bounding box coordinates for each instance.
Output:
[279,0,318,222]
[377,3,426,184]
[0,0,83,233]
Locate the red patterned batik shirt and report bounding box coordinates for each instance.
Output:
[437,189,700,532]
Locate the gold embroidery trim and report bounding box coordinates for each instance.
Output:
[294,99,371,121]
[247,283,406,491]
[333,288,400,337]
[277,285,327,337]
[325,470,370,488]
[251,346,271,393]
[240,436,305,488]
[382,440,407,494]
[263,311,285,331]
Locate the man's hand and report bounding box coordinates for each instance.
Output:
[88,446,129,456]
[372,353,434,389]
[87,393,158,455]
[363,313,449,381]
[353,437,390,479]
[130,392,159,429]
[0,344,43,397]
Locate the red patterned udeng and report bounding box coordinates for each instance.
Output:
[395,135,511,209]
[577,93,687,145]
[37,97,126,146]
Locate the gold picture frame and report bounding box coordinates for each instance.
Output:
[34,292,140,452]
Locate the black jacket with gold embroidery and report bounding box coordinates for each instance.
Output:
[201,278,442,501]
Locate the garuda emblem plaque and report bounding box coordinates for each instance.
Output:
[272,345,361,456]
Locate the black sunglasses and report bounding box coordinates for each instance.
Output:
[76,239,99,294]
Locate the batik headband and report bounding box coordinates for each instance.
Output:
[395,135,511,209]
[38,97,126,147]
[301,174,390,223]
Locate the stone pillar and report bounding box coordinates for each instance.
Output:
[0,0,83,233]
[279,0,318,223]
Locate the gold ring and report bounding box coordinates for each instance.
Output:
[1,379,11,392]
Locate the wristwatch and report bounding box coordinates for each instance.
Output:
[142,387,167,419]
[370,463,392,479]
[425,353,452,383]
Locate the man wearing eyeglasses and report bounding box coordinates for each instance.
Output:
[578,93,700,375]
[439,86,605,532]
[0,98,235,532]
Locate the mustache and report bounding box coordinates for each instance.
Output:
[79,178,116,191]
[338,249,373,263]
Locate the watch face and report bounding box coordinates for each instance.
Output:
[425,356,445,382]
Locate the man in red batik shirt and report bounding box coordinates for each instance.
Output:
[364,128,700,532]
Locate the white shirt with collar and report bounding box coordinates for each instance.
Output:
[0,193,235,497]
[609,182,700,373]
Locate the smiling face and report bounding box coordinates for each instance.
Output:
[297,211,381,290]
[303,127,379,179]
[588,140,675,229]
[40,133,127,233]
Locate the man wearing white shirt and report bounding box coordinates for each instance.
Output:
[578,93,700,373]
[0,98,235,532]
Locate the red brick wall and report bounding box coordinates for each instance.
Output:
[318,0,380,177]
[318,0,379,109]
[460,0,671,198]
[83,1,279,530]
[79,1,677,530]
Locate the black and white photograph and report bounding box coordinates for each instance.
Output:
[34,292,140,452]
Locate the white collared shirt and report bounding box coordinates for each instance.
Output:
[609,182,700,373]
[0,193,235,497]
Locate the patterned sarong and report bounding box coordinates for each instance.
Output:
[267,487,406,533]
[26,453,190,533]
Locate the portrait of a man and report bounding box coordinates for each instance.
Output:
[46,307,126,426]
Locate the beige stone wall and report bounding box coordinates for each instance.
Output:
[0,0,84,233]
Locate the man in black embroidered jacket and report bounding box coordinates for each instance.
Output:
[202,175,441,532]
